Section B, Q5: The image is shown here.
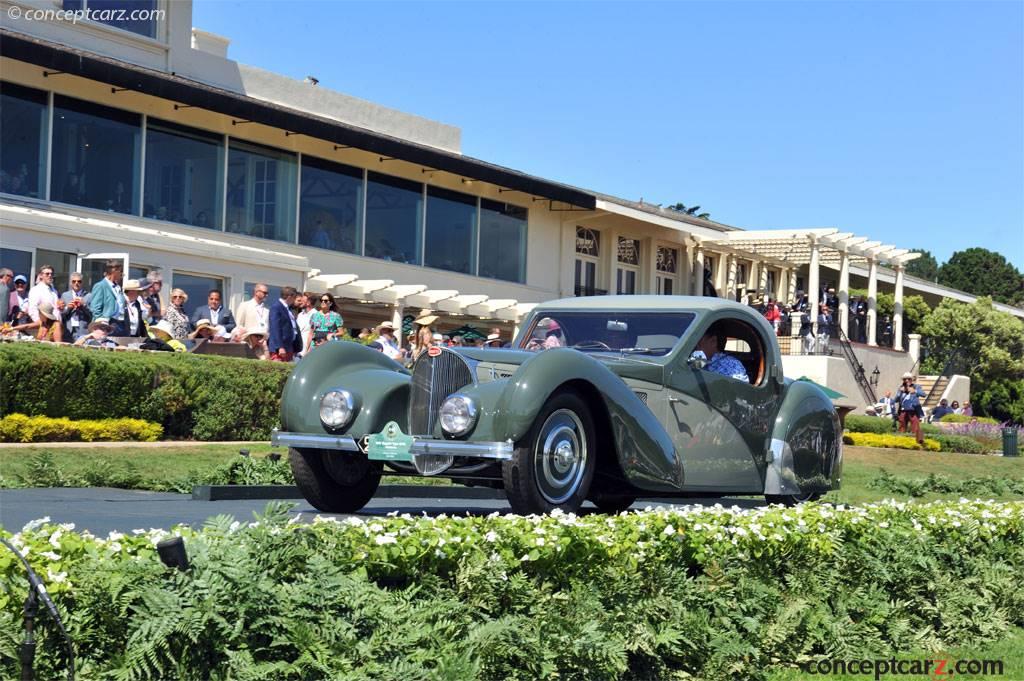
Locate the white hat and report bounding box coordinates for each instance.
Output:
[432,332,443,341]
[414,309,439,326]
[151,319,175,339]
[241,328,267,341]
[37,301,58,321]
[377,320,395,331]
[902,372,914,379]
[123,279,145,292]
[190,319,215,338]
[486,332,500,341]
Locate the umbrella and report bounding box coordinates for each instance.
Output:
[449,325,486,341]
[796,376,845,399]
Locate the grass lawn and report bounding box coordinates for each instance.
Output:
[767,627,1024,681]
[1,443,1023,499]
[824,445,1024,504]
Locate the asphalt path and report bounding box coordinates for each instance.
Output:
[0,487,764,535]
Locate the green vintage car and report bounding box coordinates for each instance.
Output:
[272,296,842,514]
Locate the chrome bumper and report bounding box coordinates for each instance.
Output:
[271,429,514,460]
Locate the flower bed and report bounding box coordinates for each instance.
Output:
[0,413,162,443]
[2,499,1023,680]
[843,432,941,451]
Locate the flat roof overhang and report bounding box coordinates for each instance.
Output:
[0,29,596,210]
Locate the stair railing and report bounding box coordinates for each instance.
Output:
[834,326,878,405]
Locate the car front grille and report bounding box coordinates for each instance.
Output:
[409,348,475,435]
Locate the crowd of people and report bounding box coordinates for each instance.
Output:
[0,260,507,364]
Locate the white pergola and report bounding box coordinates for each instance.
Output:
[304,274,528,339]
[709,228,921,349]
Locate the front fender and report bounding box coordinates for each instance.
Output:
[489,348,680,490]
[765,381,842,495]
[280,342,410,437]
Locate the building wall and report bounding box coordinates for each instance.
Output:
[782,343,917,411]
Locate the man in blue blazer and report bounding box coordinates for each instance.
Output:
[268,286,302,361]
[189,289,236,335]
[88,260,126,334]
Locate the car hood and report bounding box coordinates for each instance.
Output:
[457,347,665,385]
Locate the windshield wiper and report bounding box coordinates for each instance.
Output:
[619,347,653,354]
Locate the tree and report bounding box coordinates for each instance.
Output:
[937,248,1024,307]
[919,297,1024,423]
[667,203,710,220]
[847,289,931,334]
[904,250,939,282]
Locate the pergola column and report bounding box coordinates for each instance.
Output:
[392,304,404,348]
[757,261,769,300]
[838,250,850,337]
[692,244,704,295]
[867,258,878,347]
[808,239,820,335]
[893,265,905,351]
[787,267,797,305]
[725,255,737,300]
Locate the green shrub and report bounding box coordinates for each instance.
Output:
[2,500,1023,680]
[843,432,941,451]
[931,433,988,454]
[870,470,1024,496]
[0,343,290,440]
[0,413,162,443]
[844,414,896,434]
[940,413,999,424]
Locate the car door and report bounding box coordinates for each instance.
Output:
[660,317,779,492]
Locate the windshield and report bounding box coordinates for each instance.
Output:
[519,311,696,356]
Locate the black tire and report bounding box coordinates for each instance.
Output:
[590,493,637,514]
[502,391,596,514]
[765,491,822,507]
[288,447,382,513]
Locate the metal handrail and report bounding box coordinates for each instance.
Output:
[923,347,966,406]
[835,326,877,405]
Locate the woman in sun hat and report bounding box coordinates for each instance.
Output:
[149,319,186,352]
[74,319,119,348]
[241,327,270,360]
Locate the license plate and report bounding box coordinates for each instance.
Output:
[366,421,415,462]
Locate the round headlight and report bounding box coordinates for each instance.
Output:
[439,394,478,436]
[320,389,355,429]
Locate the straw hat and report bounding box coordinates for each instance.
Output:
[151,319,175,340]
[241,328,267,342]
[189,319,215,339]
[88,319,112,333]
[37,301,58,321]
[123,279,145,292]
[414,309,439,326]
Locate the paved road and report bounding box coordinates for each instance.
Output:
[0,487,764,535]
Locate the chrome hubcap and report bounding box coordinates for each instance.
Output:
[535,409,587,504]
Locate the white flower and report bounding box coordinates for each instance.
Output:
[48,530,63,548]
[878,522,889,529]
[535,537,545,546]
[22,517,50,532]
[107,531,125,541]
[369,523,384,533]
[374,535,397,545]
[663,525,676,536]
[46,568,67,584]
[40,550,60,561]
[484,531,498,542]
[229,521,241,533]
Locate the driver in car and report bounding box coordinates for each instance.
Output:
[691,329,749,382]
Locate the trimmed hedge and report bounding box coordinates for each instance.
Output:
[843,432,942,451]
[0,414,162,443]
[2,501,1022,680]
[931,433,989,454]
[0,343,290,440]
[940,413,999,424]
[844,414,896,434]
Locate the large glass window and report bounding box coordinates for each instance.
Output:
[63,0,160,39]
[299,157,362,253]
[425,186,476,274]
[479,200,527,283]
[172,272,224,319]
[226,140,297,243]
[365,171,422,264]
[0,248,33,282]
[51,95,140,215]
[144,120,224,229]
[0,82,48,199]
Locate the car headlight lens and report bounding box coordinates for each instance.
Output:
[439,394,478,436]
[320,389,355,429]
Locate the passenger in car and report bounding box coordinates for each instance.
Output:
[692,329,749,383]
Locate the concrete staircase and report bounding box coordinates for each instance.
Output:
[918,375,949,408]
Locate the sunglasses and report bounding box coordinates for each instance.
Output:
[71,280,82,284]
[320,298,331,302]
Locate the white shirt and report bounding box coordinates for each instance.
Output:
[297,308,313,352]
[378,335,402,360]
[126,300,140,334]
[209,306,221,326]
[27,282,59,323]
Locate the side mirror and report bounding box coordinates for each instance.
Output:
[687,351,707,371]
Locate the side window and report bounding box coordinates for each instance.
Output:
[689,319,766,386]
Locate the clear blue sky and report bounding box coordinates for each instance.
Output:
[193,1,1024,269]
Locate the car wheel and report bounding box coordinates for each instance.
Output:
[289,447,382,513]
[589,493,637,514]
[764,491,822,507]
[502,391,596,514]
